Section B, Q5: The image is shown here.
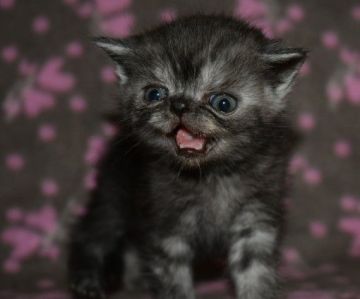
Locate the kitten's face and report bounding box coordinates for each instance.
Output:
[120,46,264,167]
[96,16,305,167]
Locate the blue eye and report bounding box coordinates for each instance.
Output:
[145,86,168,102]
[209,94,237,113]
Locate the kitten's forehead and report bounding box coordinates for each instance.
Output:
[118,15,305,109]
[143,29,261,99]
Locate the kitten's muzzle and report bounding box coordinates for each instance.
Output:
[170,98,189,116]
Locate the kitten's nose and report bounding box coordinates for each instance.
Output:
[170,99,188,116]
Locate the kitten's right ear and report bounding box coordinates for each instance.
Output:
[262,46,307,101]
[93,37,131,57]
[93,37,132,83]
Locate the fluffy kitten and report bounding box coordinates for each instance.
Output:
[68,15,306,299]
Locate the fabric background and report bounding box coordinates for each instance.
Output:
[1,0,360,298]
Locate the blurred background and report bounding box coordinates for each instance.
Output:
[1,0,360,298]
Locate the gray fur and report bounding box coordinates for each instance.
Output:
[68,15,306,299]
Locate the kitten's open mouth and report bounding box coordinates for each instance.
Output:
[169,125,209,156]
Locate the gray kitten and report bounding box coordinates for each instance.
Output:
[68,15,306,299]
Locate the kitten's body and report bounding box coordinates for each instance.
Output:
[68,15,305,299]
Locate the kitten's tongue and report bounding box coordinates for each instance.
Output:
[175,127,206,151]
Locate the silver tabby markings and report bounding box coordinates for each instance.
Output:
[68,15,306,299]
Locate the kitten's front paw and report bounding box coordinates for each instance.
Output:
[69,272,106,299]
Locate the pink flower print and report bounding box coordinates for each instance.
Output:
[333,276,349,285]
[253,19,273,38]
[340,47,358,65]
[66,41,83,58]
[289,154,307,174]
[100,13,134,38]
[326,82,343,104]
[309,221,328,239]
[84,136,106,165]
[344,73,360,104]
[1,205,60,272]
[18,59,37,76]
[339,217,360,257]
[160,8,177,22]
[25,205,58,234]
[288,290,334,299]
[37,57,75,92]
[41,179,59,197]
[297,112,315,131]
[5,153,25,171]
[286,4,305,22]
[339,218,360,233]
[95,0,131,15]
[84,169,97,190]
[38,124,57,142]
[1,228,41,260]
[234,0,300,38]
[334,140,351,158]
[3,95,21,119]
[70,204,87,216]
[321,31,339,49]
[77,2,93,18]
[340,195,358,212]
[303,167,322,185]
[275,19,293,35]
[3,258,20,273]
[22,87,55,118]
[37,278,55,289]
[69,94,87,112]
[95,0,134,38]
[101,65,117,83]
[1,45,18,63]
[40,244,60,261]
[235,0,267,20]
[6,207,24,223]
[0,0,15,9]
[299,61,311,77]
[32,16,50,34]
[351,5,360,20]
[102,122,118,137]
[282,247,300,264]
[278,264,305,280]
[350,237,360,257]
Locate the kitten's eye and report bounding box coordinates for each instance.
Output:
[209,94,237,113]
[144,86,168,102]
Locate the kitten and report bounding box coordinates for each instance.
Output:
[68,15,306,299]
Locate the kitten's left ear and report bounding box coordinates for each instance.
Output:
[262,47,307,100]
[93,37,133,83]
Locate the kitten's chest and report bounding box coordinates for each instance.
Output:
[193,176,245,236]
[147,170,246,238]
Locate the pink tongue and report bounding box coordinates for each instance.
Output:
[175,128,206,151]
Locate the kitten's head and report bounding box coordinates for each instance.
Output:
[95,15,306,168]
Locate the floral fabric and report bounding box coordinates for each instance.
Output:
[1,0,360,298]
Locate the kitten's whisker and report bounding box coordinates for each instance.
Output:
[176,163,185,181]
[111,133,136,147]
[196,159,203,184]
[124,139,143,156]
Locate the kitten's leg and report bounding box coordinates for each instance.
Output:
[123,247,144,291]
[228,203,281,299]
[146,236,195,299]
[68,193,125,299]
